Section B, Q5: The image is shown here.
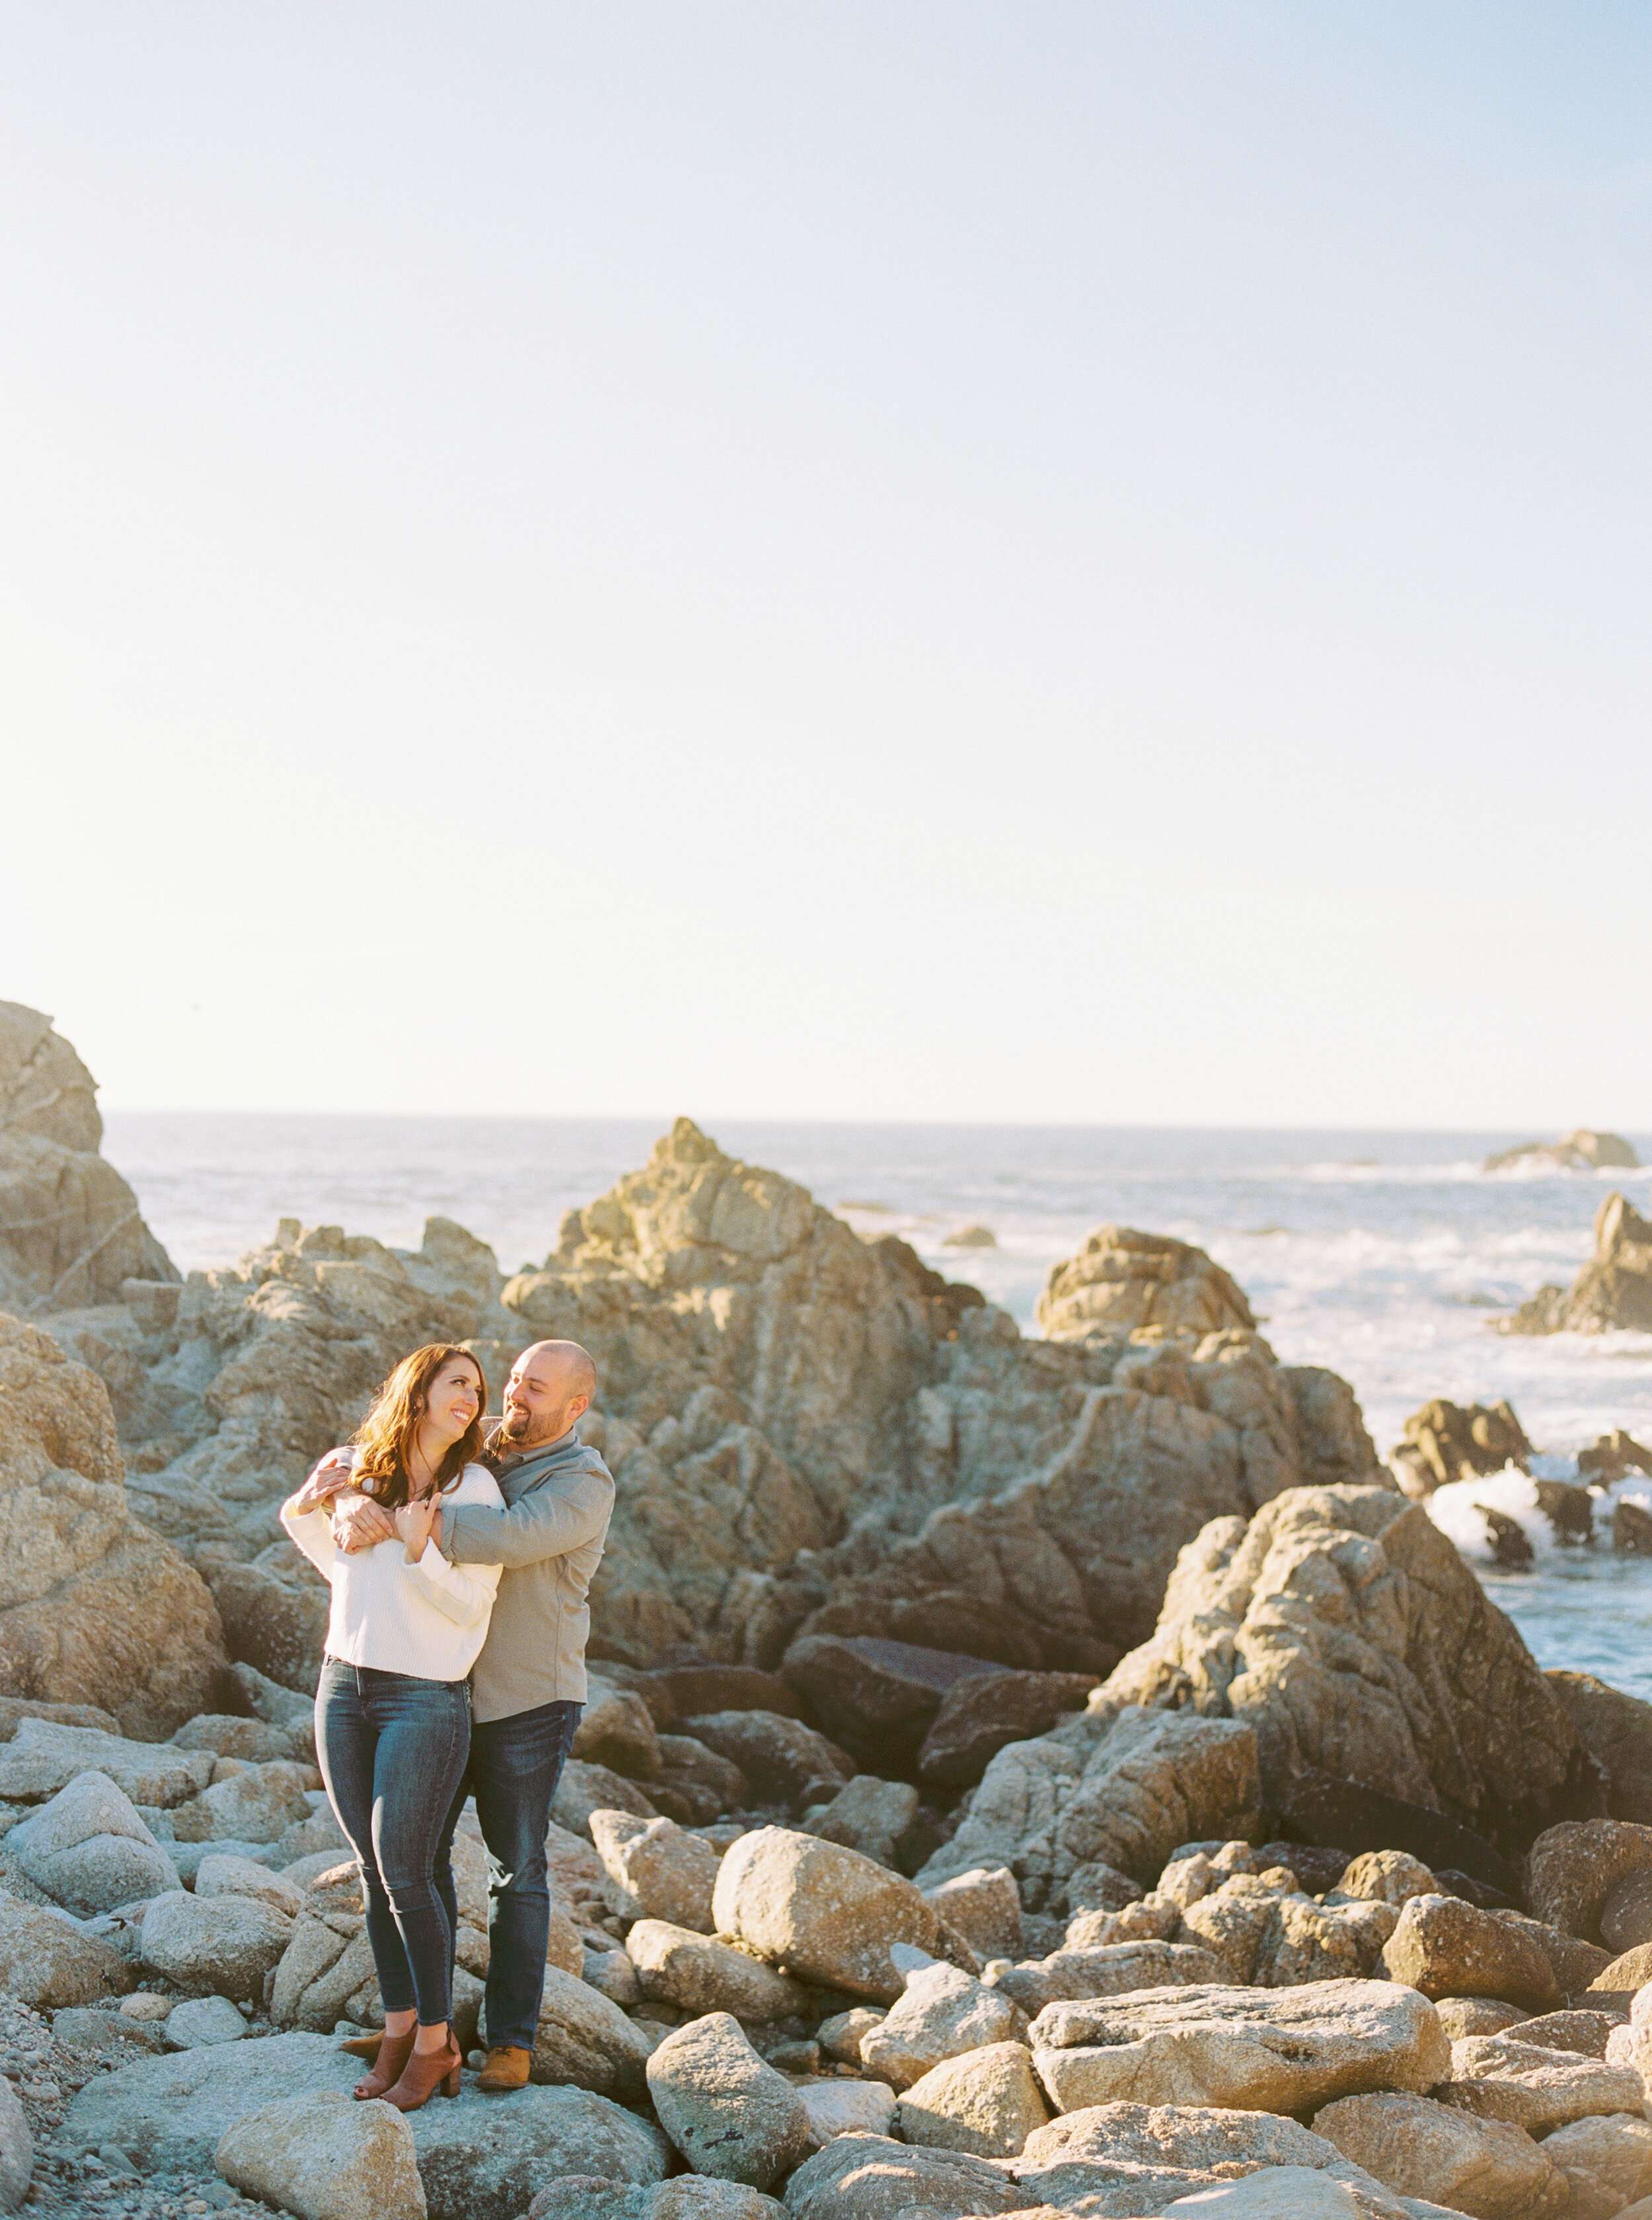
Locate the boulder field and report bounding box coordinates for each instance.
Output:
[5,1009,1652,2213]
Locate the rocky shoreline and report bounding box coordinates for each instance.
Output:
[5,1005,1652,2216]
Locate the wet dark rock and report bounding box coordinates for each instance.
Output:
[1273,1769,1524,1898]
[209,1562,328,1699]
[1547,1670,1652,1825]
[779,1637,1006,1777]
[1435,1868,1517,1912]
[1479,1506,1534,1568]
[1615,1500,1652,1555]
[643,1665,802,1721]
[1532,1480,1595,1544]
[916,1670,1101,1789]
[1579,1430,1652,1484]
[1253,1841,1352,1896]
[789,1593,1051,1672]
[681,1711,852,1808]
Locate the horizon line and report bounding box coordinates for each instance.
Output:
[99,1104,1652,1140]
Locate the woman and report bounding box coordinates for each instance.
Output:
[282,1343,504,2111]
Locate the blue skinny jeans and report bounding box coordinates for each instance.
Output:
[433,1697,583,2052]
[315,1658,472,2028]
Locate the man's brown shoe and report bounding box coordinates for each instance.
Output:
[476,2044,531,2092]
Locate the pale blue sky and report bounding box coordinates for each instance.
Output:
[3,5,1648,1122]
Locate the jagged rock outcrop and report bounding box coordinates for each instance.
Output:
[0,1312,227,1734]
[1390,1398,1530,1498]
[1506,1191,1652,1334]
[767,1332,1383,1669]
[1484,1129,1639,1173]
[7,1112,1386,1683]
[1035,1225,1255,1340]
[1100,1485,1605,1856]
[917,1706,1261,1909]
[0,1003,176,1312]
[99,1213,540,1564]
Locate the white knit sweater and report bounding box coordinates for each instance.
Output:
[282,1460,506,1684]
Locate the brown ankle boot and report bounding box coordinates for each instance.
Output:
[353,2026,414,2100]
[340,2030,384,2062]
[475,2044,531,2092]
[381,2031,462,2112]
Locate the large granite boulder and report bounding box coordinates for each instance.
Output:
[1311,2090,1567,2219]
[1099,1484,1604,1856]
[0,1888,134,2007]
[1009,2104,1462,2219]
[0,1313,227,1734]
[0,1003,176,1311]
[1027,1980,1450,2116]
[214,2090,426,2220]
[1,1769,178,1912]
[491,1124,1378,1667]
[1507,1190,1652,1334]
[780,2133,1022,2220]
[646,2014,812,2190]
[67,2032,669,2220]
[714,1827,972,2002]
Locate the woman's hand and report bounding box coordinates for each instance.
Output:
[394,1496,438,1563]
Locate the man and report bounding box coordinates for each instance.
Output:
[311,1337,613,2093]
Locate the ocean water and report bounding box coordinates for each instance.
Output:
[103,1112,1652,1693]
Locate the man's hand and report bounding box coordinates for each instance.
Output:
[332,1492,397,1554]
[394,1497,438,1563]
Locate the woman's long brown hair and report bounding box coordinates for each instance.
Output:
[351,1344,487,1511]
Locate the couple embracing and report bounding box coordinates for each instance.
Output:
[280,1335,612,2112]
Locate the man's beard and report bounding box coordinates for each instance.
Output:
[496,1404,558,1448]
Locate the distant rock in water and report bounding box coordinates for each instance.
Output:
[0,1001,177,1311]
[1579,1429,1652,1485]
[1035,1225,1254,1340]
[1390,1397,1532,1498]
[941,1224,995,1250]
[1505,1191,1652,1334]
[1483,1128,1639,1173]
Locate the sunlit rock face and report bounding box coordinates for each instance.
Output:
[0,1001,177,1312]
[0,1310,227,1735]
[1036,1224,1256,1342]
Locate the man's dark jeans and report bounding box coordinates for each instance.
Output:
[435,1697,583,2052]
[316,1660,471,2028]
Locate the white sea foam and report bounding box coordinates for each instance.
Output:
[1425,1467,1559,1563]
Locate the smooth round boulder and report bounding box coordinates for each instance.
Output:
[644,2013,811,2190]
[712,1827,963,2002]
[139,1890,293,2001]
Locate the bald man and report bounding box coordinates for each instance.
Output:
[312,1338,613,2092]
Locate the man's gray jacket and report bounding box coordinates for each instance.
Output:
[437,1428,613,1722]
